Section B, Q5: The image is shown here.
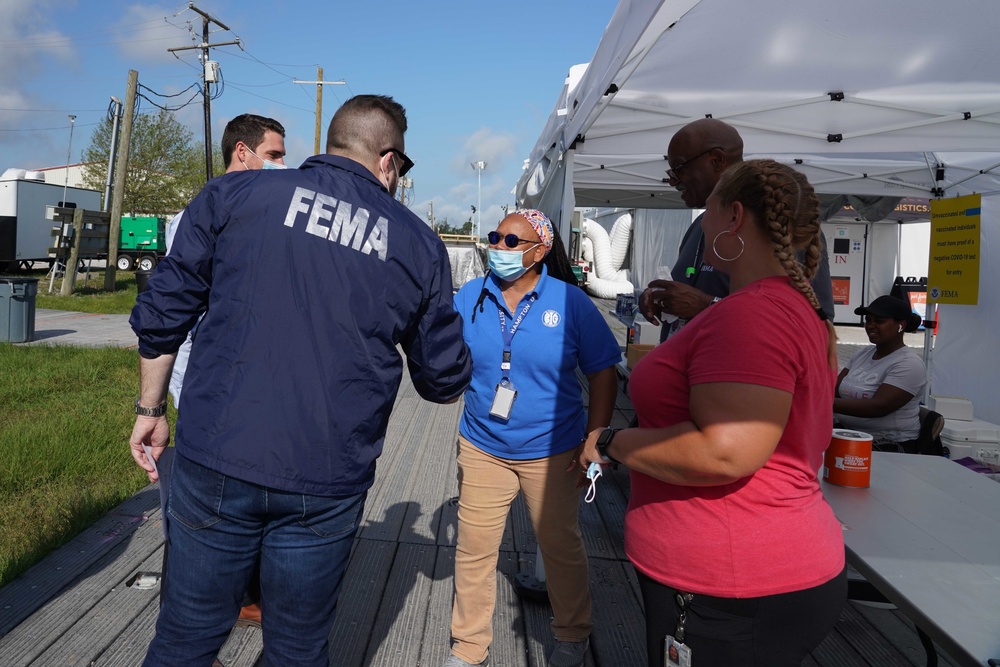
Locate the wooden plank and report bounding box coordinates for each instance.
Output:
[851,602,962,667]
[363,542,438,667]
[215,625,264,667]
[90,596,158,666]
[0,508,163,665]
[0,487,160,635]
[832,601,914,666]
[420,546,456,667]
[589,557,645,667]
[492,550,529,666]
[810,625,869,666]
[579,491,621,562]
[327,539,395,667]
[360,399,436,542]
[28,550,162,666]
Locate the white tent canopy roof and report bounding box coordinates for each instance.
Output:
[517,0,1000,210]
[515,0,1000,425]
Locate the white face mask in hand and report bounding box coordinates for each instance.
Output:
[585,461,603,503]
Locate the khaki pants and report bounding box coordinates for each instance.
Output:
[450,436,592,664]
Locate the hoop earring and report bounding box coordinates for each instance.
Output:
[712,230,745,262]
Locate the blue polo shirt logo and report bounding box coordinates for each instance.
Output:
[542,310,561,327]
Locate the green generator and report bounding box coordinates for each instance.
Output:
[118,216,166,271]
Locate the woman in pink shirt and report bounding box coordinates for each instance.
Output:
[580,160,845,667]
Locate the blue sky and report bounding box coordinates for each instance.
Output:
[0,0,616,230]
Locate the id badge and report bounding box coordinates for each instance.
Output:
[664,635,692,667]
[489,383,517,420]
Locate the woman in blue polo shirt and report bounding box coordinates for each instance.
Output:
[445,209,620,667]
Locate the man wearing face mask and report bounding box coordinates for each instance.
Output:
[129,94,471,667]
[165,113,287,252]
[160,113,287,632]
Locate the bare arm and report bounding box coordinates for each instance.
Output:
[834,383,915,418]
[585,366,618,434]
[639,280,716,324]
[129,353,176,481]
[579,382,791,486]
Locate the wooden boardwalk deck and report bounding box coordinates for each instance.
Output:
[0,306,961,667]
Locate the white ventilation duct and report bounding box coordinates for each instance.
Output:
[582,217,634,299]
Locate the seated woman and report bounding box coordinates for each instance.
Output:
[834,295,927,452]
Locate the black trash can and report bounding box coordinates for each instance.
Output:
[135,269,152,294]
[0,277,39,343]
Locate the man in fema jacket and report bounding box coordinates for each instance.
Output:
[128,94,471,667]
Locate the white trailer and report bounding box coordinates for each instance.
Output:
[0,168,102,271]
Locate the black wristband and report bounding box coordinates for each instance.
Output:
[596,428,621,464]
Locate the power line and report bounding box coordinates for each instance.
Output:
[222,82,314,114]
[138,82,200,98]
[0,122,99,133]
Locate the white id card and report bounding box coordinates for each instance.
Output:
[664,635,692,667]
[489,383,517,420]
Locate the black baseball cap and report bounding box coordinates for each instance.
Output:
[854,295,913,320]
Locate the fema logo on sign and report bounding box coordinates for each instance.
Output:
[542,310,561,327]
[929,286,940,299]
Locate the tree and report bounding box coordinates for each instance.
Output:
[81,109,207,214]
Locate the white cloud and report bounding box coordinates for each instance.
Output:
[0,1,80,166]
[450,128,519,174]
[114,4,198,64]
[0,1,77,88]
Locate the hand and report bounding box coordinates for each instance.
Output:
[638,285,663,325]
[576,427,607,471]
[564,441,591,489]
[129,415,170,482]
[645,281,715,321]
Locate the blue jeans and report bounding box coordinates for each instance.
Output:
[144,453,366,667]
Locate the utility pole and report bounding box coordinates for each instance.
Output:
[427,201,435,231]
[168,3,240,181]
[103,97,123,212]
[106,69,138,292]
[61,115,76,207]
[471,161,487,240]
[398,176,412,205]
[293,67,345,155]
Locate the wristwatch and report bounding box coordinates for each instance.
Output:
[596,428,621,464]
[134,398,167,417]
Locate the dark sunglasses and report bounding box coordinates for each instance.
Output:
[380,148,414,177]
[488,231,539,248]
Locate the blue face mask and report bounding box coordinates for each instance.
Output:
[245,146,286,170]
[488,246,538,280]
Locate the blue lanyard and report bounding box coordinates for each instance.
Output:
[497,294,536,383]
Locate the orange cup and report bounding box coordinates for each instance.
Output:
[823,429,873,488]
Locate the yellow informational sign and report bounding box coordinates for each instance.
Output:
[928,194,980,305]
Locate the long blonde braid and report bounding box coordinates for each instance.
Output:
[716,160,838,368]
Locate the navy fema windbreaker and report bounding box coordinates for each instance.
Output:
[130,154,471,497]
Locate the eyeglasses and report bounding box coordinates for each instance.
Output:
[488,231,539,248]
[380,148,414,177]
[665,146,722,180]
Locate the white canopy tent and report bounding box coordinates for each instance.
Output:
[516,0,1000,423]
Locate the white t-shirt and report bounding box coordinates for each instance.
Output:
[164,210,195,406]
[835,345,926,443]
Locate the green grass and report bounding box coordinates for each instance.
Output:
[0,343,167,587]
[33,269,141,315]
